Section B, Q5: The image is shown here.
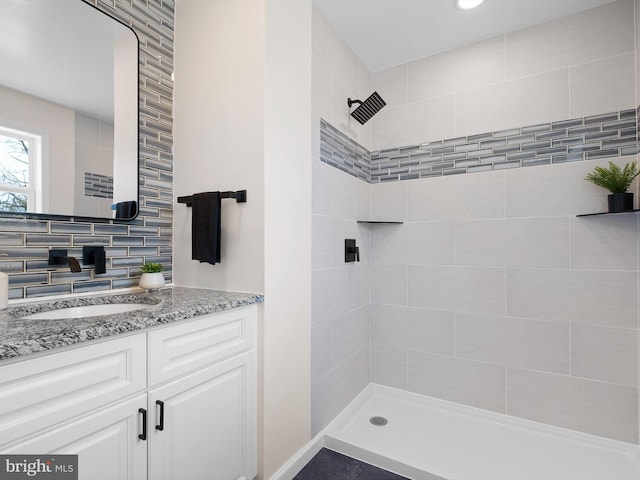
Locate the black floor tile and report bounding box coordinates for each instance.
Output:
[293,448,410,480]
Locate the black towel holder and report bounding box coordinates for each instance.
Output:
[177,190,247,207]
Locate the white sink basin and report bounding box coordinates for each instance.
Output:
[23,303,153,320]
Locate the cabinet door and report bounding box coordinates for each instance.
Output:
[148,352,256,480]
[3,394,147,480]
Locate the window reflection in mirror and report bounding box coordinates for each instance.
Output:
[0,0,139,219]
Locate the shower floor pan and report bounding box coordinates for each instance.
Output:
[323,384,640,480]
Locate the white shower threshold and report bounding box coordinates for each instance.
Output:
[320,384,640,480]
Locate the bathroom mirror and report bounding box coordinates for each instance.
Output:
[0,0,139,220]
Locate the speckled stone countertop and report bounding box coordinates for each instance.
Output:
[0,286,264,361]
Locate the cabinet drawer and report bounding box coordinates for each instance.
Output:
[0,333,146,447]
[148,305,257,386]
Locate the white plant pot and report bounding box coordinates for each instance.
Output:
[139,272,165,291]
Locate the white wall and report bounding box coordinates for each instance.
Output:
[372,0,636,150]
[263,0,312,476]
[173,0,264,294]
[173,0,311,478]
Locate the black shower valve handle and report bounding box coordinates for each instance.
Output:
[345,239,360,263]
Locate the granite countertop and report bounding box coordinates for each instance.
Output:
[0,286,264,361]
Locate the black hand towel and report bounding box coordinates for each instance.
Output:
[191,192,221,265]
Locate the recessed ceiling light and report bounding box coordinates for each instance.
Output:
[455,0,485,10]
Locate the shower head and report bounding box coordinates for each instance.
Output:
[347,91,386,125]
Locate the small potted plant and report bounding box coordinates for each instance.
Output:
[585,160,640,212]
[139,262,165,291]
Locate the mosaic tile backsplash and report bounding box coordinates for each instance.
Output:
[320,109,639,183]
[0,0,174,300]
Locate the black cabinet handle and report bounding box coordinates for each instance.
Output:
[138,408,147,440]
[155,400,165,431]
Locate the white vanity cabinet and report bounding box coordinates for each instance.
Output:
[0,304,257,480]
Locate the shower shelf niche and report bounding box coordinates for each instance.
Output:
[576,209,640,217]
[356,221,403,224]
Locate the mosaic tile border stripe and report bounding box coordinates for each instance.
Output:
[320,109,639,184]
[0,0,174,300]
[84,172,114,199]
[320,119,370,181]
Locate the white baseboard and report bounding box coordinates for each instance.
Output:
[268,432,325,480]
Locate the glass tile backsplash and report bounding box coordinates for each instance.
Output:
[0,0,175,300]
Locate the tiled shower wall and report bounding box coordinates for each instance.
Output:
[311,5,373,434]
[0,0,174,299]
[313,0,640,443]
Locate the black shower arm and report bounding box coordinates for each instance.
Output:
[347,98,363,108]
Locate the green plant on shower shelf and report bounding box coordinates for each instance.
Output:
[140,262,164,274]
[585,160,640,193]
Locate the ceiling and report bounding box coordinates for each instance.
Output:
[312,0,618,72]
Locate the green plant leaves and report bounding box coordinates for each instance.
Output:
[140,262,164,273]
[585,161,640,193]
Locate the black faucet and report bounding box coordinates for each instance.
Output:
[83,246,106,275]
[48,250,82,273]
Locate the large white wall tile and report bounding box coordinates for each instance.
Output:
[408,351,506,413]
[570,53,636,118]
[372,64,408,108]
[505,159,629,218]
[312,66,334,127]
[455,313,570,374]
[407,172,505,222]
[371,95,455,151]
[311,346,370,435]
[371,343,408,390]
[331,305,370,368]
[505,0,634,79]
[571,214,638,270]
[571,324,639,387]
[371,264,407,305]
[356,263,370,306]
[455,69,570,138]
[507,368,638,443]
[506,268,638,328]
[370,181,407,222]
[408,266,505,315]
[357,179,370,222]
[371,222,454,265]
[455,218,570,268]
[311,322,332,383]
[371,305,454,355]
[312,160,359,218]
[312,214,334,270]
[313,5,372,150]
[408,36,505,102]
[312,266,360,325]
[312,5,358,95]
